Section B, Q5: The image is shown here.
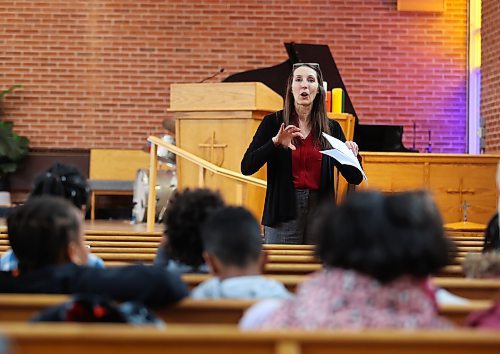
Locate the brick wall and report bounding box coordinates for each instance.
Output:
[0,0,467,152]
[482,0,500,153]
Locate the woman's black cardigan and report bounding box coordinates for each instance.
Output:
[241,110,363,227]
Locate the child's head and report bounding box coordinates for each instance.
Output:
[30,163,90,212]
[313,190,452,283]
[163,188,224,268]
[8,196,88,273]
[201,206,264,278]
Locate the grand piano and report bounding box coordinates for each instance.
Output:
[224,42,416,152]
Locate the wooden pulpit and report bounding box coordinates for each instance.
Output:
[169,82,356,220]
[169,82,282,219]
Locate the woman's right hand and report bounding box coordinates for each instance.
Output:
[272,123,303,150]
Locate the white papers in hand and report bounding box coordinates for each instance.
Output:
[321,132,368,181]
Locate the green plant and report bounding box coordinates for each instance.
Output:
[0,85,29,189]
[0,121,29,175]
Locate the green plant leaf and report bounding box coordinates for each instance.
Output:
[0,85,29,178]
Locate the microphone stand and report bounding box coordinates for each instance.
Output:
[199,68,225,83]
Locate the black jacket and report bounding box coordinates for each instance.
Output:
[241,110,363,227]
[0,263,189,307]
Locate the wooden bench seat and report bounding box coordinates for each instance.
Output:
[179,274,500,300]
[86,241,159,248]
[0,294,493,327]
[0,231,484,244]
[3,323,500,354]
[0,248,480,271]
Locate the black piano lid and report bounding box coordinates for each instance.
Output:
[224,42,415,152]
[354,124,417,153]
[224,42,359,124]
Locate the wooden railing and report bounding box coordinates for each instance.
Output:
[146,136,267,231]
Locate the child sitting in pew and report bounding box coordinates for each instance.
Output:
[462,213,500,278]
[241,190,454,329]
[0,163,104,270]
[463,163,500,329]
[154,188,225,274]
[462,163,500,279]
[0,196,189,306]
[191,206,292,300]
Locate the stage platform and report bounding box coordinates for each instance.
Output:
[0,218,163,234]
[84,219,163,233]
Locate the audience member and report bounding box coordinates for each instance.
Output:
[463,163,500,328]
[191,206,292,300]
[0,163,104,270]
[462,163,500,278]
[0,197,189,306]
[154,188,225,273]
[241,190,453,329]
[462,216,500,278]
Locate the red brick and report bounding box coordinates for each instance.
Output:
[0,0,487,153]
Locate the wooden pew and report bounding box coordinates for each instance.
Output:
[0,294,493,327]
[181,274,500,300]
[0,229,485,272]
[433,278,500,300]
[0,231,483,245]
[0,250,479,271]
[260,264,461,277]
[182,273,500,299]
[3,323,500,354]
[0,244,481,260]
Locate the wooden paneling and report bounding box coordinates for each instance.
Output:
[89,149,149,181]
[361,153,499,224]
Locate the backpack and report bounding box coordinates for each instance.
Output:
[31,294,165,327]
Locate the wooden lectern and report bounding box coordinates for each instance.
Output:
[169,83,282,219]
[169,82,356,220]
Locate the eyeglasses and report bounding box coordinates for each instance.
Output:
[293,62,320,70]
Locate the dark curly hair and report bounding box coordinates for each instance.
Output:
[30,163,90,210]
[163,188,224,268]
[313,190,453,283]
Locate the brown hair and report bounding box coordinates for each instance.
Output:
[283,63,331,148]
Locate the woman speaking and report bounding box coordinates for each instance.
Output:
[241,63,363,244]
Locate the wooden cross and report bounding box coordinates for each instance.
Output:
[446,179,475,221]
[198,131,227,167]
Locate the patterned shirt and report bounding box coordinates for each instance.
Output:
[251,268,452,330]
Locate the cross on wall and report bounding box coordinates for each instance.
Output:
[197,131,227,167]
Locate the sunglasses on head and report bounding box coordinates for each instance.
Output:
[292,62,320,70]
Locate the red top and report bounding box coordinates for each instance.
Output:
[292,134,322,190]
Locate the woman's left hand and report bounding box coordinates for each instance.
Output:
[345,141,359,156]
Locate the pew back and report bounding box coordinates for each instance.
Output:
[0,294,493,326]
[2,323,500,354]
